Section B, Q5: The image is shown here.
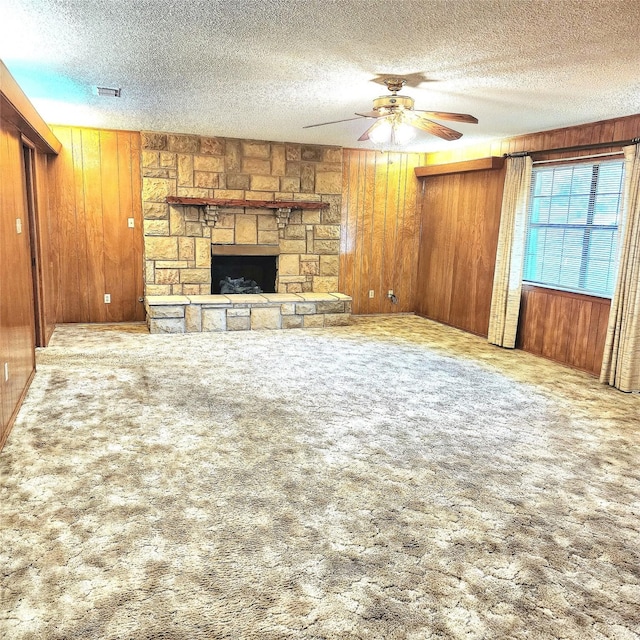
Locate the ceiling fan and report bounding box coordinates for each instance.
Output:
[304,77,478,144]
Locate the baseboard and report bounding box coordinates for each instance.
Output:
[0,368,36,453]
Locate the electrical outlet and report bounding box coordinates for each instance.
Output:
[127,218,134,228]
[368,290,375,298]
[104,294,111,304]
[4,362,8,382]
[16,218,22,234]
[388,289,394,298]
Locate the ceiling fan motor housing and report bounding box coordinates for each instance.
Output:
[373,94,415,113]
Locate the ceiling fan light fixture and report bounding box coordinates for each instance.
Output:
[393,121,416,146]
[368,119,392,144]
[368,114,416,147]
[304,76,476,144]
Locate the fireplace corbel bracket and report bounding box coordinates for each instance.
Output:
[200,205,220,227]
[166,196,330,230]
[275,207,292,229]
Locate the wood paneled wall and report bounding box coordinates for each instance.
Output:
[426,114,640,165]
[415,166,506,336]
[0,119,36,449]
[417,113,640,372]
[340,149,425,314]
[517,286,610,376]
[47,126,144,322]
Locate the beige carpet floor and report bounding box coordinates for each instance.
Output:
[1,315,639,640]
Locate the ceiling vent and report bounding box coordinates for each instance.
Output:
[95,86,121,97]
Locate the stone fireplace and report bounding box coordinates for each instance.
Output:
[141,131,351,332]
[141,131,343,297]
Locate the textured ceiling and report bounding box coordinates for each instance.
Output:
[2,0,639,152]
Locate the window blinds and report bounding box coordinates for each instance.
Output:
[523,159,625,297]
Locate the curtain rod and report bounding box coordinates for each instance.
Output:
[504,136,640,158]
[533,151,623,165]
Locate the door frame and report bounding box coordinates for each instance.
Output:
[21,135,46,347]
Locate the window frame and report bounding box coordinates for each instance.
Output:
[522,158,625,299]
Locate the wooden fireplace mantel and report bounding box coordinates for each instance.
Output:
[166,196,329,210]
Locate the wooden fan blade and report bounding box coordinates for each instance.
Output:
[355,111,385,119]
[413,110,478,124]
[409,115,463,141]
[303,116,367,129]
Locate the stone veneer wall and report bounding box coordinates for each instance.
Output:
[141,132,343,296]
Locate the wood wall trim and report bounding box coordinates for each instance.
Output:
[0,61,61,154]
[0,369,35,452]
[414,156,504,177]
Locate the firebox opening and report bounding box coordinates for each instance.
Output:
[211,255,277,294]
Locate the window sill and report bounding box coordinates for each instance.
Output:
[522,282,612,303]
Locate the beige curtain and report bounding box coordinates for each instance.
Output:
[488,155,533,348]
[600,144,640,392]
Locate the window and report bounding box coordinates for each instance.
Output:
[523,159,625,297]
